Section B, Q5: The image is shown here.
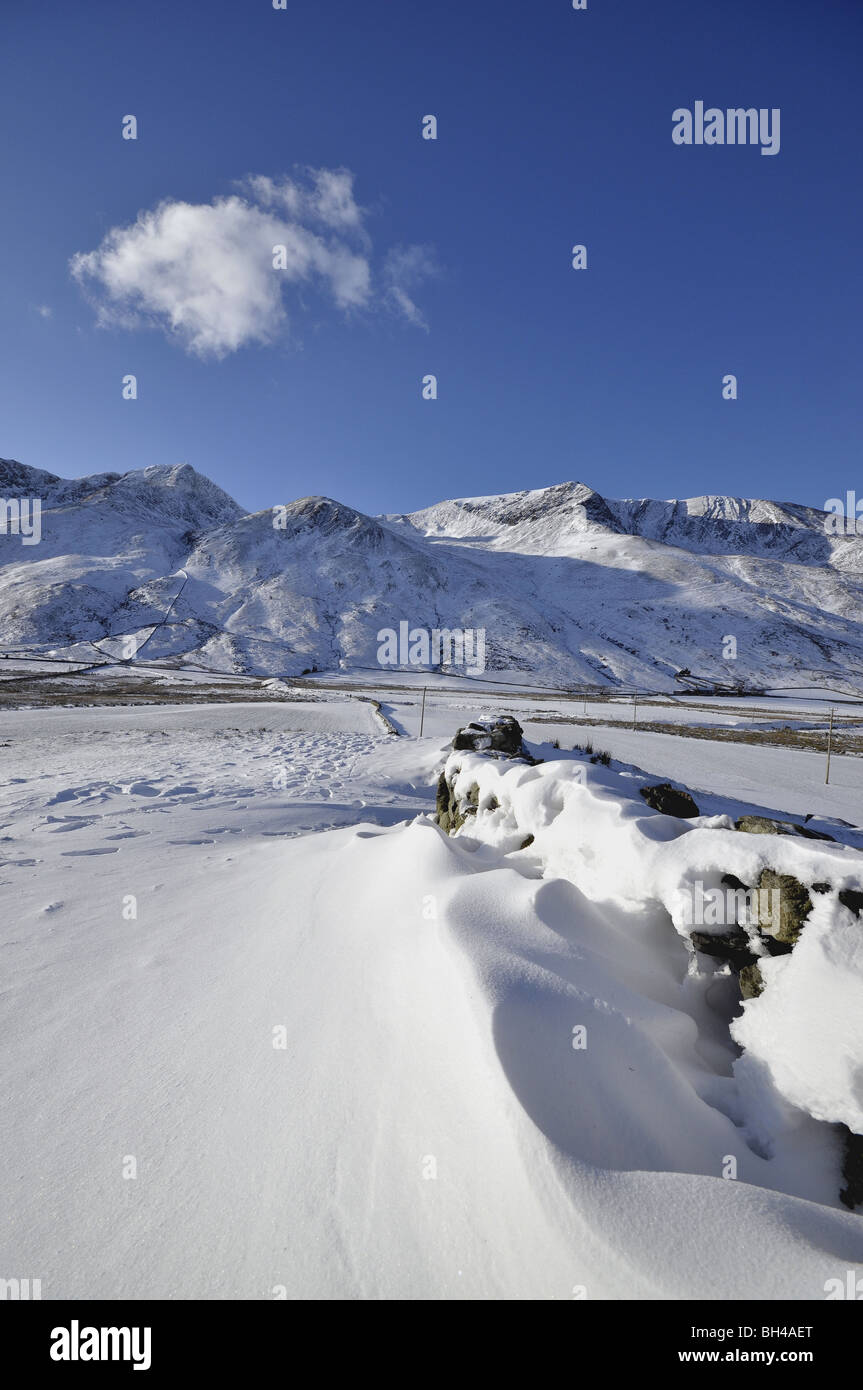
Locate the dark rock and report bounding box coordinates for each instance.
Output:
[736,815,783,836]
[793,824,835,841]
[757,869,813,947]
[839,1128,863,1210]
[519,834,535,850]
[452,782,479,830]
[639,782,700,819]
[839,888,863,918]
[804,811,854,829]
[735,814,835,842]
[812,882,832,894]
[760,934,794,958]
[435,774,481,834]
[690,929,756,972]
[437,716,539,835]
[452,716,526,757]
[739,962,764,999]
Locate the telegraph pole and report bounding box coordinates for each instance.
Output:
[825,705,835,784]
[419,686,427,738]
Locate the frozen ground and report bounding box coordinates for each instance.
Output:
[0,699,426,857]
[2,685,862,1299]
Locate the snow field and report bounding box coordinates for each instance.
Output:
[2,697,863,1298]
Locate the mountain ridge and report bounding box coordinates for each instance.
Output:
[1,457,861,690]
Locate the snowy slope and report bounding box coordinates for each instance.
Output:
[2,699,862,1298]
[2,460,863,690]
[0,460,242,648]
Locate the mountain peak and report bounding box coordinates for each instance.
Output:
[0,457,243,528]
[399,479,623,548]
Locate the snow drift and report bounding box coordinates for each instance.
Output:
[437,731,863,1211]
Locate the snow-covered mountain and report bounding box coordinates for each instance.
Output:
[2,459,862,690]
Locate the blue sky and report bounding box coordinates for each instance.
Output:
[1,0,860,517]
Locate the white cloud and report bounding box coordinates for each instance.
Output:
[241,168,366,235]
[382,244,439,330]
[33,304,53,319]
[70,168,431,358]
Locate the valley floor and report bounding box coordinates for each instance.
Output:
[2,682,862,1299]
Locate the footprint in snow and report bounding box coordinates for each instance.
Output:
[46,816,99,832]
[61,847,120,857]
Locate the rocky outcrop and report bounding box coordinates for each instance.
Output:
[689,864,861,1205]
[690,928,754,972]
[436,773,480,834]
[735,814,835,842]
[432,726,863,1209]
[756,868,813,946]
[436,717,536,834]
[839,888,863,917]
[689,867,813,985]
[639,782,700,818]
[738,962,764,999]
[452,716,531,758]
